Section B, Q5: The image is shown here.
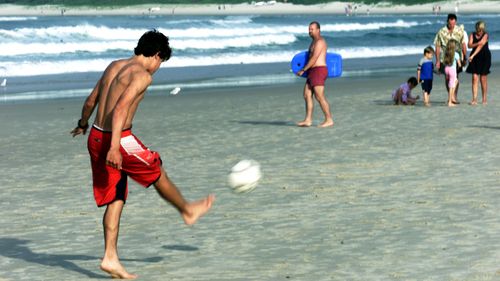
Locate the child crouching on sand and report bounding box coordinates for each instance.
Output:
[392,77,419,105]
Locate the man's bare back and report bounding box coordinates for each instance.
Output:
[93,59,152,131]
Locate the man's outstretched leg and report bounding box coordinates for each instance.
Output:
[313,86,334,128]
[100,200,137,279]
[154,168,214,225]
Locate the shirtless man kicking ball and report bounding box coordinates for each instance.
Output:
[71,30,214,279]
[297,21,334,128]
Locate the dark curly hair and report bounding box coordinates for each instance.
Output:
[134,29,172,62]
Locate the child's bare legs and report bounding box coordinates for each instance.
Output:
[470,74,479,105]
[448,86,457,107]
[423,92,430,106]
[393,91,402,105]
[480,74,488,104]
[453,80,460,104]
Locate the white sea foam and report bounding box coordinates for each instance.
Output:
[0,16,38,21]
[172,34,296,50]
[0,41,135,56]
[4,41,500,77]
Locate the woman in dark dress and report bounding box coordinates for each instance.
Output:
[466,21,491,105]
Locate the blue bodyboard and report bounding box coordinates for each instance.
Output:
[291,51,342,78]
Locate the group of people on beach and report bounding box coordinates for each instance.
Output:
[68,14,491,278]
[393,13,491,107]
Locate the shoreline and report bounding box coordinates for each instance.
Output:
[1,1,500,16]
[2,54,499,102]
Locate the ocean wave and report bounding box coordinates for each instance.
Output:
[321,19,424,32]
[0,34,295,56]
[0,19,429,42]
[172,34,296,50]
[2,43,499,77]
[0,16,38,21]
[0,41,135,56]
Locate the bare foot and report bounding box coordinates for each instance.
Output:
[182,194,215,225]
[452,100,460,104]
[100,260,137,279]
[424,102,431,107]
[447,103,457,107]
[469,100,478,105]
[296,120,312,127]
[482,101,488,105]
[318,120,334,128]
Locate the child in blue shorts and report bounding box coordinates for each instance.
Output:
[417,46,435,106]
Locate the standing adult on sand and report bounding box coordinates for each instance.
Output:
[434,13,467,104]
[70,30,214,279]
[466,20,491,105]
[297,21,334,128]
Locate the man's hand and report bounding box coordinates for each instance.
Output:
[70,126,88,137]
[106,149,122,170]
[435,61,441,74]
[70,119,89,137]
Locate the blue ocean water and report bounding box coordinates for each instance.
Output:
[0,13,498,100]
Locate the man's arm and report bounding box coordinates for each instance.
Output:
[433,33,441,71]
[105,73,152,170]
[70,78,101,137]
[462,29,468,62]
[461,41,467,63]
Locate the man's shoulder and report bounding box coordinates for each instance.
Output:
[437,25,448,34]
[316,36,327,44]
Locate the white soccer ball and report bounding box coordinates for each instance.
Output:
[228,160,261,193]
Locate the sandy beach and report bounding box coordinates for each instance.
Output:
[1,1,500,16]
[1,62,500,280]
[1,3,500,280]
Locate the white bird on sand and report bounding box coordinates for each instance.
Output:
[170,87,181,95]
[0,78,6,87]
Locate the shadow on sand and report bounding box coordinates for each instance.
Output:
[162,244,199,251]
[232,120,296,127]
[468,125,500,130]
[0,238,163,278]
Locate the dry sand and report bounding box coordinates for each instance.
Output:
[1,67,500,280]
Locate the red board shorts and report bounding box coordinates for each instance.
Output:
[87,125,162,207]
[307,66,328,87]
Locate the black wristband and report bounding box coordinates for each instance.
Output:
[77,119,89,130]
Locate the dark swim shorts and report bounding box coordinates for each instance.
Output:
[420,79,433,94]
[307,66,328,87]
